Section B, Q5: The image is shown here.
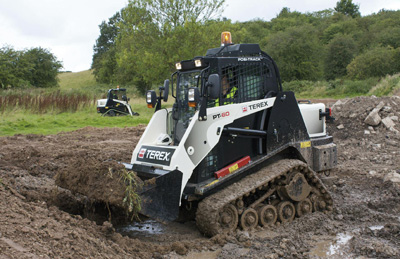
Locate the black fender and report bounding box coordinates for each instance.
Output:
[266,91,310,153]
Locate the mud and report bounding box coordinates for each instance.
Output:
[1,96,400,258]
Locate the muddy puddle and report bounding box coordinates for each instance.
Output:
[309,233,353,257]
[116,219,165,238]
[115,217,204,242]
[310,223,387,257]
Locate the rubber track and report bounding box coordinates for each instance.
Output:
[196,159,332,237]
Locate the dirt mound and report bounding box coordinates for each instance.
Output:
[328,96,400,178]
[56,158,127,206]
[1,97,400,258]
[329,96,400,140]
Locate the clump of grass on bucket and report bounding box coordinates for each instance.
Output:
[120,169,142,220]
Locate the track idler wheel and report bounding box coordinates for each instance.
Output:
[219,204,239,232]
[240,208,258,231]
[277,201,295,223]
[281,172,311,202]
[257,205,277,227]
[295,198,312,217]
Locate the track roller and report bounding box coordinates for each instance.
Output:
[240,208,258,230]
[295,198,312,217]
[257,205,278,227]
[277,201,295,223]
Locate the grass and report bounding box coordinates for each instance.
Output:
[58,70,98,90]
[58,70,111,95]
[0,70,398,137]
[0,70,165,136]
[0,101,153,136]
[368,73,400,96]
[283,77,381,99]
[284,73,400,99]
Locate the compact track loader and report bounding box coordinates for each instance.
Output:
[97,87,139,116]
[124,32,336,236]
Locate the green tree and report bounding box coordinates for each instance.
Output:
[377,27,400,49]
[265,25,323,81]
[92,11,122,83]
[347,46,400,79]
[238,19,271,46]
[114,0,225,94]
[0,46,23,88]
[270,8,314,32]
[22,47,63,88]
[321,17,357,43]
[135,0,225,29]
[0,46,61,88]
[334,0,360,18]
[324,34,357,80]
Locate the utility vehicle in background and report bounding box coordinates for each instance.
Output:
[97,87,139,116]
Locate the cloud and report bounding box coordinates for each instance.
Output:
[0,0,399,72]
[0,0,68,39]
[0,0,127,71]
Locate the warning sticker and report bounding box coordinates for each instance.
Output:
[300,141,311,148]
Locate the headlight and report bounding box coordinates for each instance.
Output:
[146,91,152,104]
[194,59,202,67]
[187,87,200,108]
[146,90,157,108]
[175,62,182,70]
[188,88,195,102]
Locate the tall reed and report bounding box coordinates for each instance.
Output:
[0,91,96,114]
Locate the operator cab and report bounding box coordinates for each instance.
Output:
[144,32,285,183]
[147,32,282,144]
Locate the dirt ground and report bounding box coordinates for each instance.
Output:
[1,96,400,258]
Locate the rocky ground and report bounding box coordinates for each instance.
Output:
[1,96,399,258]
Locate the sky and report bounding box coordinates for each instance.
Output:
[1,0,400,72]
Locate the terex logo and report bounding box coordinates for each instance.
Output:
[137,145,175,166]
[145,150,171,161]
[213,111,230,120]
[138,148,146,158]
[249,100,268,111]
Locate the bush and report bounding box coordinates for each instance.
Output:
[265,25,323,81]
[324,34,357,80]
[347,46,400,79]
[0,46,62,89]
[282,77,379,98]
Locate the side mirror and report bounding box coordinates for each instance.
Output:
[207,74,220,99]
[163,79,169,102]
[146,90,157,108]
